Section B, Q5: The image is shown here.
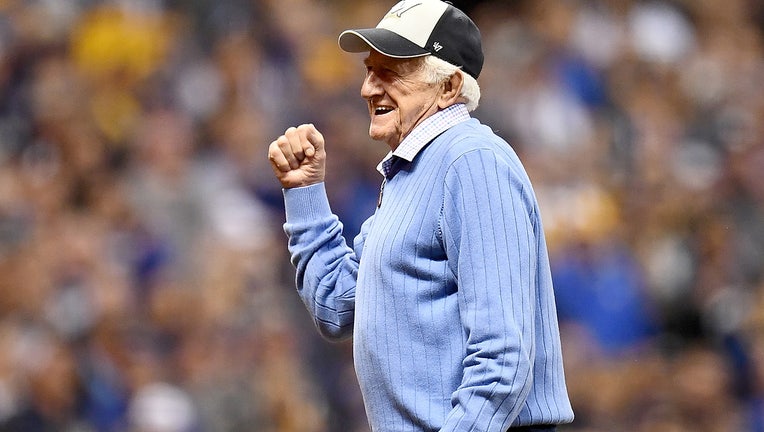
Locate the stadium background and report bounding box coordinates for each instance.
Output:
[0,0,762,430]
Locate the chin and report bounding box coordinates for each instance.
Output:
[368,122,400,149]
[367,127,387,143]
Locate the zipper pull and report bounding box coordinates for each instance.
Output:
[377,178,386,208]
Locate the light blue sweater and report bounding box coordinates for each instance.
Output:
[283,116,574,431]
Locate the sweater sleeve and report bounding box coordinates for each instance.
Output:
[438,147,538,431]
[283,182,366,341]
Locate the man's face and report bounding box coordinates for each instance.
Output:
[361,51,442,150]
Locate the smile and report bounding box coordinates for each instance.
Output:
[374,106,395,115]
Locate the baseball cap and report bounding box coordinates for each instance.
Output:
[338,0,484,79]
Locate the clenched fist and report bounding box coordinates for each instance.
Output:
[268,123,326,189]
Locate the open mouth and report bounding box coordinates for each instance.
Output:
[374,106,395,116]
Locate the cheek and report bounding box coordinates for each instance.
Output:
[401,95,435,122]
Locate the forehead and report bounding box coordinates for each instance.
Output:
[363,51,424,73]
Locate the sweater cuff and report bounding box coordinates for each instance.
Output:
[283,182,333,224]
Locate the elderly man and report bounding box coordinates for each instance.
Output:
[267,1,574,430]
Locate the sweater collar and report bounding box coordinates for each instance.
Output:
[377,103,470,177]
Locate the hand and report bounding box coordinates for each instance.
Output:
[268,123,326,189]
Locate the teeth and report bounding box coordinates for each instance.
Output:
[375,106,394,114]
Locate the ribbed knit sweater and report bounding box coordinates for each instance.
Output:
[283,110,574,431]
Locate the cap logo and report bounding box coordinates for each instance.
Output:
[387,1,422,18]
[432,42,443,52]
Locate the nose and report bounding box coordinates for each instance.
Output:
[361,70,383,99]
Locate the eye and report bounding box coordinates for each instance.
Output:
[378,67,398,79]
[365,65,391,80]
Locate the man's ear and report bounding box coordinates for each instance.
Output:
[438,71,464,109]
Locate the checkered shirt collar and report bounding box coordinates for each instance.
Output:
[377,103,470,177]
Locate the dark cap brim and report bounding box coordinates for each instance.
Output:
[339,28,430,58]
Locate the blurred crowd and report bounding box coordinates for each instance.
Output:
[0,0,762,431]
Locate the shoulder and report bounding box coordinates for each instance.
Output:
[432,119,523,173]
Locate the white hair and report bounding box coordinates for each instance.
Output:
[420,55,481,112]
